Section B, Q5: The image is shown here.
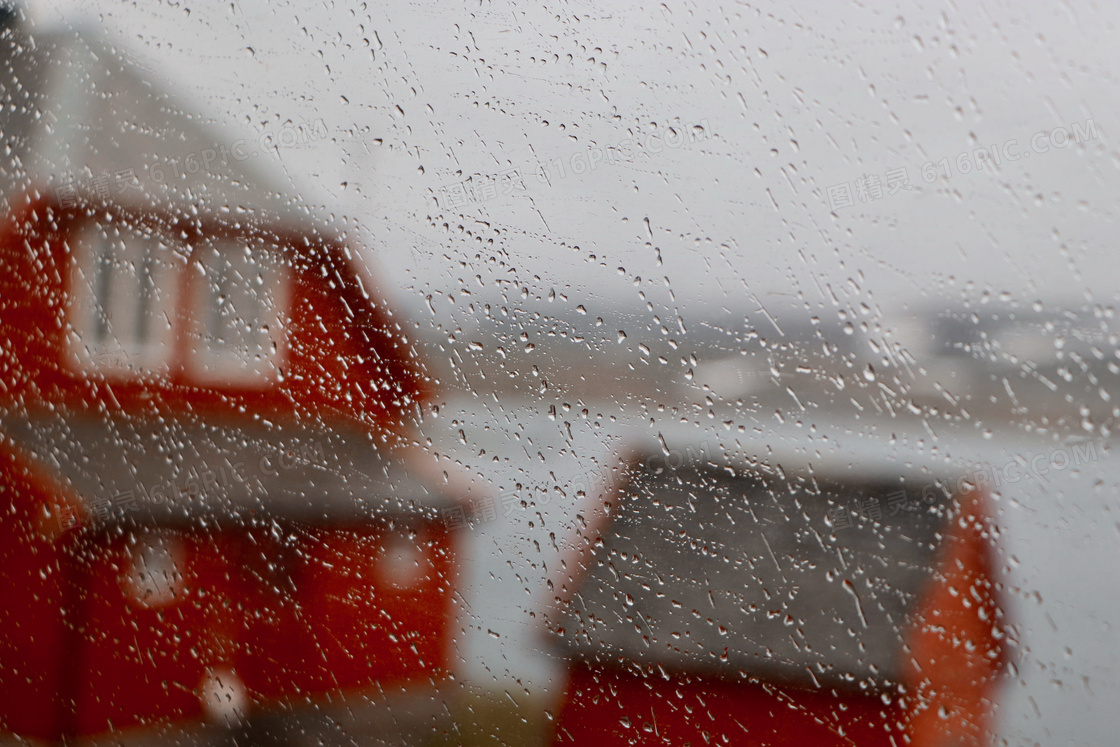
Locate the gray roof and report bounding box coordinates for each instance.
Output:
[551,458,954,691]
[1,17,328,232]
[2,411,473,526]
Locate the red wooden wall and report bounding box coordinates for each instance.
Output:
[548,489,1008,747]
[552,662,907,746]
[0,439,458,740]
[0,191,458,740]
[0,193,430,432]
[69,523,456,736]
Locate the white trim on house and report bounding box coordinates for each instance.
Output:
[65,219,184,377]
[187,239,291,387]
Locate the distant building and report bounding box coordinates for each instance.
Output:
[686,304,1117,431]
[891,306,1118,424]
[0,12,475,744]
[543,430,1011,746]
[685,315,876,413]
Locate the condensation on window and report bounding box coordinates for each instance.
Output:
[0,2,1115,746]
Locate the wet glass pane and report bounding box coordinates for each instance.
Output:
[0,2,1115,745]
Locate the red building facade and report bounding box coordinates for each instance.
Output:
[544,438,1011,747]
[0,17,470,744]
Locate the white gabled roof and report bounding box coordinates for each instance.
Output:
[1,15,331,234]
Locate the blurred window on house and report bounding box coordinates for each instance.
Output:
[124,532,186,610]
[380,531,432,590]
[190,241,289,384]
[66,220,181,375]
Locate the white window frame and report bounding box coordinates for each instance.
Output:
[188,239,291,386]
[65,219,182,376]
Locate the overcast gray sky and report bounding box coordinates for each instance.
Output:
[31,0,1120,327]
[25,2,1120,742]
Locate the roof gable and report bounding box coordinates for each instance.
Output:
[0,19,431,430]
[552,460,954,691]
[2,20,320,228]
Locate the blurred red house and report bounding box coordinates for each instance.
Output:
[544,433,1012,747]
[0,11,475,744]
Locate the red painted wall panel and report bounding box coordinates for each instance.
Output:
[296,523,456,693]
[0,192,456,740]
[69,531,212,734]
[552,662,907,747]
[0,444,74,741]
[43,522,457,737]
[0,195,430,434]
